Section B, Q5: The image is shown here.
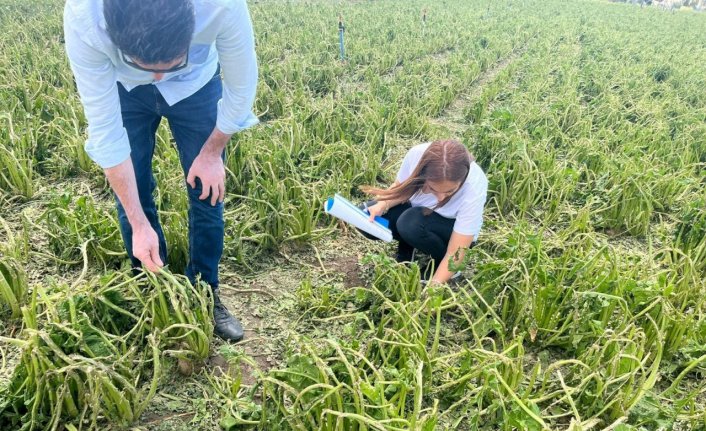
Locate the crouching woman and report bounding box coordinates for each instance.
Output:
[361,140,488,284]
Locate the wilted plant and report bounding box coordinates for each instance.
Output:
[0,258,26,319]
[37,192,125,268]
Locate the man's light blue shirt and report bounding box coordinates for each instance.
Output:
[63,0,259,168]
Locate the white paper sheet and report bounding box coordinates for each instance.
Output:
[324,194,393,242]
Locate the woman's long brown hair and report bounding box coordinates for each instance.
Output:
[361,140,474,210]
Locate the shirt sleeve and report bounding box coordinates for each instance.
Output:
[215,0,259,134]
[453,176,488,241]
[63,4,130,169]
[453,191,487,237]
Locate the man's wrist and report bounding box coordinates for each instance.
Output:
[129,214,151,232]
[202,128,231,156]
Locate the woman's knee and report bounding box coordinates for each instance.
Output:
[396,207,427,245]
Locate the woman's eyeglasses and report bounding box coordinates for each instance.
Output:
[120,50,189,74]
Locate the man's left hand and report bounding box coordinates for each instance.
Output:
[187,129,231,206]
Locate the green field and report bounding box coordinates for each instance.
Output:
[1,0,705,429]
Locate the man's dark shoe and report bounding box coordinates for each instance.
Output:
[212,290,244,342]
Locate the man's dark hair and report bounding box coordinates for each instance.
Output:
[104,0,195,64]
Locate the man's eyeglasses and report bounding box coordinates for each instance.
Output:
[120,50,189,74]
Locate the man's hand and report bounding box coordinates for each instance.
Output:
[132,223,163,272]
[186,128,230,206]
[104,157,163,273]
[186,128,231,205]
[187,152,226,206]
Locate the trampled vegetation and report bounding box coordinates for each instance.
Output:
[1,0,705,430]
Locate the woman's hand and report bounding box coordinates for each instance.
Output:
[430,232,474,284]
[366,201,388,222]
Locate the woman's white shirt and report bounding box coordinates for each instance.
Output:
[395,143,488,238]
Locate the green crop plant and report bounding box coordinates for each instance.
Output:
[259,340,437,431]
[0,216,29,261]
[489,141,549,216]
[37,193,125,268]
[645,247,706,359]
[0,113,36,200]
[0,275,160,430]
[431,310,662,426]
[158,208,190,275]
[0,258,26,319]
[462,62,518,125]
[207,345,263,428]
[522,322,661,423]
[435,340,543,429]
[568,138,608,187]
[142,270,214,363]
[151,150,191,274]
[0,268,214,430]
[49,102,94,175]
[467,224,680,358]
[464,96,489,124]
[593,161,656,237]
[673,195,706,271]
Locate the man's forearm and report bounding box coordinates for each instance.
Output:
[201,127,232,157]
[104,158,148,230]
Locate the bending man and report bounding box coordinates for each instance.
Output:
[63,0,258,341]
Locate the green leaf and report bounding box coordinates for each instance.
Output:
[219,414,238,430]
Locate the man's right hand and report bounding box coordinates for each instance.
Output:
[132,223,163,272]
[104,158,163,273]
